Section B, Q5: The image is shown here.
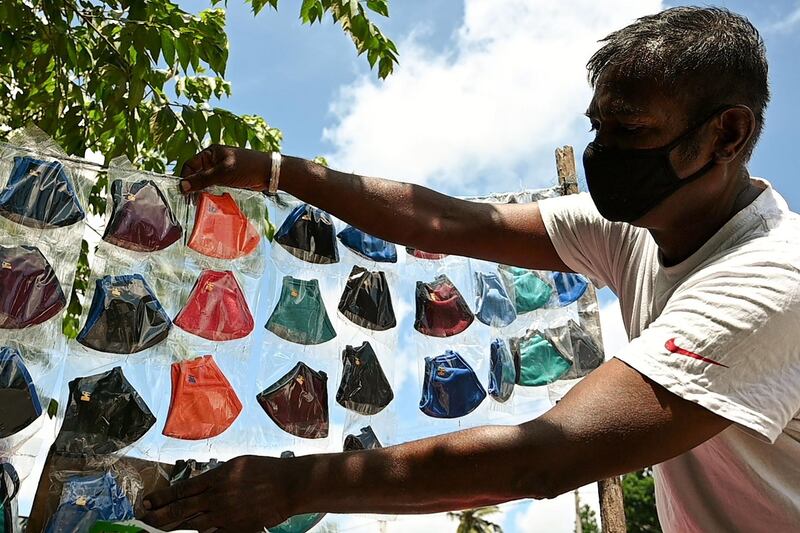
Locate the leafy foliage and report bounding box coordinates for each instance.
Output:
[577,502,600,533]
[447,506,504,533]
[0,0,396,335]
[623,468,661,533]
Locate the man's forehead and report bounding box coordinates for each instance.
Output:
[587,75,672,118]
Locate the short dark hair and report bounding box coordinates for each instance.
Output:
[587,6,769,161]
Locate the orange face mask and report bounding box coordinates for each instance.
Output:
[162,355,242,440]
[174,270,254,342]
[187,192,260,259]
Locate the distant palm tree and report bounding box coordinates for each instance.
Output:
[447,506,504,533]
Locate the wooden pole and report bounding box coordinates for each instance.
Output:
[555,145,627,533]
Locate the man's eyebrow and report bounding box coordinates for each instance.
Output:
[585,101,649,119]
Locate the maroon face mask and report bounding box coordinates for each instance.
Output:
[102,179,182,252]
[256,362,329,439]
[0,245,66,329]
[413,275,474,337]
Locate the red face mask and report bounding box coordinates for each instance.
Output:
[414,275,474,337]
[187,192,260,259]
[406,247,448,260]
[174,270,254,341]
[162,355,242,440]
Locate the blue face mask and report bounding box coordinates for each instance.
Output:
[488,339,515,403]
[275,204,339,264]
[44,472,134,533]
[337,226,398,263]
[420,351,486,418]
[0,156,85,229]
[474,272,517,327]
[550,272,588,306]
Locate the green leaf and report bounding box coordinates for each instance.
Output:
[160,29,176,67]
[207,112,222,143]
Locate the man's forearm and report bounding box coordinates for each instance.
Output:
[283,424,561,516]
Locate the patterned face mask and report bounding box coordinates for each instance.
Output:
[488,339,515,403]
[343,426,383,451]
[162,355,243,440]
[44,472,134,533]
[188,191,260,259]
[265,276,337,345]
[77,275,172,354]
[0,156,85,229]
[510,331,572,386]
[0,347,42,438]
[266,452,326,533]
[102,179,182,252]
[337,226,397,263]
[0,245,66,329]
[550,272,588,306]
[54,367,156,455]
[275,204,339,264]
[419,351,486,418]
[174,270,254,342]
[474,271,517,328]
[338,267,396,331]
[414,275,474,337]
[336,342,394,416]
[257,362,329,439]
[498,266,553,314]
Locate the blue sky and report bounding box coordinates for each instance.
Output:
[169,1,800,531]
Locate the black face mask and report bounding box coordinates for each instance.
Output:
[336,342,394,416]
[583,106,733,223]
[1,462,19,533]
[0,347,42,438]
[338,267,397,331]
[343,426,382,451]
[54,366,156,455]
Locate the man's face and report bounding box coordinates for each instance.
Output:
[585,72,725,229]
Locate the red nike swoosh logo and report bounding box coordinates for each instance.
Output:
[665,339,728,368]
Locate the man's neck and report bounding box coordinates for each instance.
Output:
[651,172,763,267]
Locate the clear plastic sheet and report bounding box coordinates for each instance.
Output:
[1,462,20,533]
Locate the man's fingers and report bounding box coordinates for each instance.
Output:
[141,493,210,529]
[180,146,218,179]
[143,476,209,511]
[180,166,223,194]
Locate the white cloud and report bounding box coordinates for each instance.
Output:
[766,4,800,34]
[324,0,663,195]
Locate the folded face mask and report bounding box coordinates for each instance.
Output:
[419,351,486,419]
[54,366,156,455]
[488,339,515,403]
[257,362,329,439]
[406,247,448,260]
[343,426,382,451]
[265,276,336,345]
[44,472,134,533]
[336,342,394,416]
[0,156,85,229]
[499,266,552,314]
[163,355,243,440]
[337,226,397,263]
[511,331,572,386]
[545,320,604,378]
[187,191,260,259]
[275,204,339,264]
[414,275,474,337]
[0,244,66,329]
[474,272,517,328]
[174,270,254,341]
[0,347,42,438]
[102,179,182,252]
[550,272,589,306]
[266,452,326,533]
[338,266,396,331]
[169,458,223,485]
[77,275,172,354]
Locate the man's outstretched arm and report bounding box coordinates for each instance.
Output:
[141,358,730,532]
[178,145,569,271]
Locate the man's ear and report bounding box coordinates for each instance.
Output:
[714,106,756,163]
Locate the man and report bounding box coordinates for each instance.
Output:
[142,7,800,532]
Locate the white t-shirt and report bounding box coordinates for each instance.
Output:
[539,180,800,533]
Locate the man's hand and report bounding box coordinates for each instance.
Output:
[179,145,272,193]
[141,455,293,532]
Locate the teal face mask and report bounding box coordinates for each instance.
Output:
[512,331,572,386]
[265,276,337,345]
[499,266,552,314]
[267,452,325,533]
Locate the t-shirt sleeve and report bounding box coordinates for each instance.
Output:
[538,193,633,291]
[614,249,800,443]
